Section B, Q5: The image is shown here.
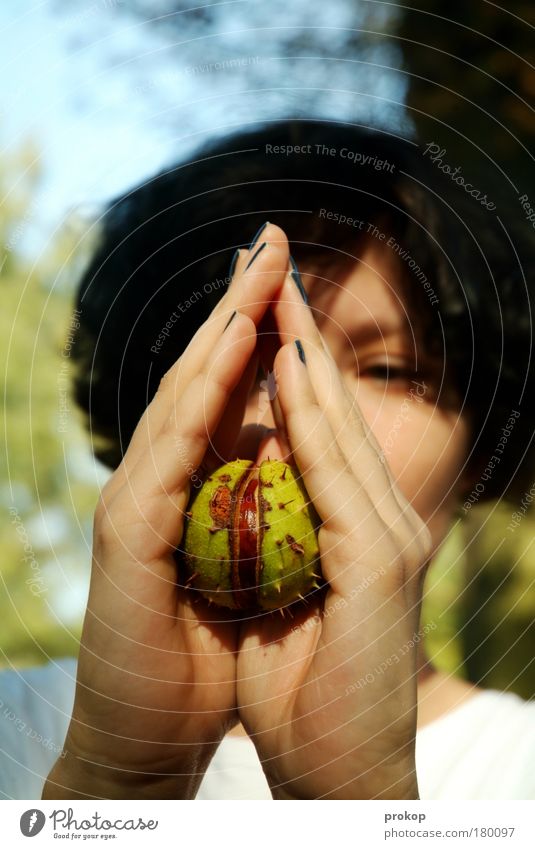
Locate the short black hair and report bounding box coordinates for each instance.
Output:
[70,118,535,504]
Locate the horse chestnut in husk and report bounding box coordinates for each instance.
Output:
[181,459,322,611]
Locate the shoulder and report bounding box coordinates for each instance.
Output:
[416,688,535,799]
[0,658,77,799]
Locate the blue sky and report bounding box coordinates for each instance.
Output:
[1,1,179,254]
[0,0,408,258]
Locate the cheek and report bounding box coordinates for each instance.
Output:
[359,393,470,536]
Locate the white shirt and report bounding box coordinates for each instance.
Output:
[1,659,534,799]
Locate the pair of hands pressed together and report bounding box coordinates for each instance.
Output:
[43,224,433,801]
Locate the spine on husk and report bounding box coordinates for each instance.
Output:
[181,459,321,611]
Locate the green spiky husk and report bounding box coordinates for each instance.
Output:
[181,459,321,611]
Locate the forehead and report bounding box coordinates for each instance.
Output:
[308,240,413,341]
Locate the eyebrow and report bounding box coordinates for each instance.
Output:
[343,316,409,344]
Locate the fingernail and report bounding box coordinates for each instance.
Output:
[245,241,267,271]
[249,221,269,249]
[289,255,308,304]
[295,339,306,365]
[228,248,240,280]
[223,310,238,331]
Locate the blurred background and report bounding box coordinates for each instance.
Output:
[1,0,534,697]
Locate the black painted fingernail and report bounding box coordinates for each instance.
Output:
[249,221,269,249]
[289,255,308,304]
[223,310,238,331]
[295,339,306,365]
[245,241,267,270]
[228,248,240,280]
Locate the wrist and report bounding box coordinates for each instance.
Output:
[268,777,420,801]
[42,754,194,800]
[42,732,220,800]
[264,756,420,801]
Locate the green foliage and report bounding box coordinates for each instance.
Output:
[460,505,535,699]
[421,525,468,678]
[422,505,535,698]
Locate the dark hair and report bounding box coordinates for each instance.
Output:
[70,118,534,504]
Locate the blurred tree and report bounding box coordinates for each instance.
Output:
[397,1,535,210]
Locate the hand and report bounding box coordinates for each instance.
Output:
[43,224,291,799]
[237,255,433,799]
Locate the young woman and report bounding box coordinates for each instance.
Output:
[6,120,535,800]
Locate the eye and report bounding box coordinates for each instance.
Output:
[362,362,414,382]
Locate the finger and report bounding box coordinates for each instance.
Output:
[256,308,292,456]
[275,340,401,606]
[111,312,258,553]
[206,347,260,466]
[272,269,415,527]
[105,226,290,496]
[275,339,381,540]
[167,223,288,381]
[276,339,431,584]
[136,233,288,445]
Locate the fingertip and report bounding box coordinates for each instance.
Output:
[261,222,289,252]
[228,248,241,280]
[243,224,290,271]
[273,340,310,393]
[220,309,257,347]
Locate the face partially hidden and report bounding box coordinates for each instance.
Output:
[234,239,472,552]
